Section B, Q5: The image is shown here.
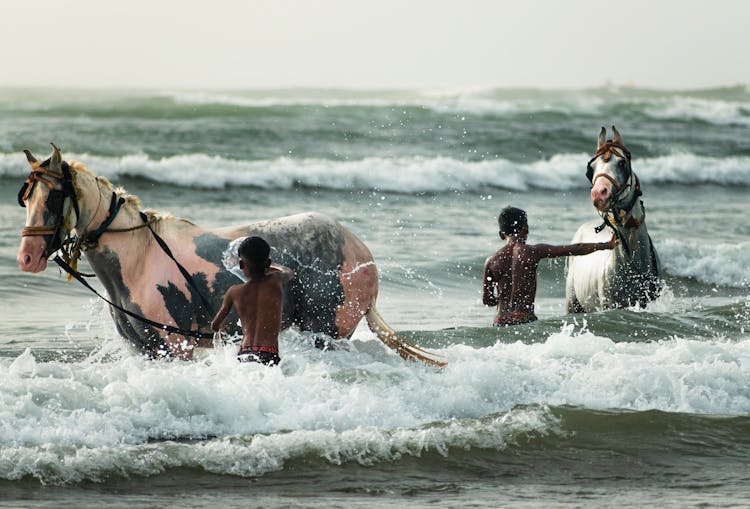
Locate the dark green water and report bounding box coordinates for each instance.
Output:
[1,87,749,507]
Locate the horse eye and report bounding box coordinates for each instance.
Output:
[46,191,64,212]
[618,159,626,167]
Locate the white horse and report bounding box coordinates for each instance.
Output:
[566,126,661,312]
[16,145,444,365]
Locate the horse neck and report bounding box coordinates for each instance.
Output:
[72,171,152,276]
[614,190,645,228]
[70,172,113,234]
[610,197,653,268]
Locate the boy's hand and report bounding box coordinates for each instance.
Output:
[606,233,619,249]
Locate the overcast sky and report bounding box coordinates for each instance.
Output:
[2,0,748,90]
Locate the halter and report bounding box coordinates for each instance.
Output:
[18,158,80,257]
[18,156,146,276]
[586,140,644,255]
[586,140,633,193]
[18,148,216,344]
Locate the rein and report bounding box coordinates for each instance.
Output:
[20,163,216,341]
[586,140,633,198]
[53,254,213,340]
[587,140,644,256]
[61,202,216,340]
[20,161,81,256]
[51,201,216,341]
[594,173,643,228]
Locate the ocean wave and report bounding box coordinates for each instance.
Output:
[4,328,750,484]
[163,86,750,125]
[1,87,748,130]
[659,239,750,288]
[0,406,558,484]
[640,95,750,126]
[3,324,750,484]
[168,89,431,109]
[2,151,749,193]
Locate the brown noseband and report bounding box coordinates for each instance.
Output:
[590,172,621,192]
[586,140,633,194]
[19,168,68,239]
[18,161,81,260]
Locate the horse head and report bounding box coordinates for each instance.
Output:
[569,126,660,311]
[16,144,80,273]
[586,126,637,214]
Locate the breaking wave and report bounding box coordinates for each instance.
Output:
[2,151,749,192]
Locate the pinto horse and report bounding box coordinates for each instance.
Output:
[16,145,444,366]
[566,126,661,312]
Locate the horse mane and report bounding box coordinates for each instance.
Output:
[68,160,195,226]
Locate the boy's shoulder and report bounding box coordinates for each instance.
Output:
[490,244,514,257]
[226,281,245,294]
[485,245,512,265]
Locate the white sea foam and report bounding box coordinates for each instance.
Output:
[2,324,750,483]
[3,151,749,192]
[0,406,559,484]
[659,239,750,288]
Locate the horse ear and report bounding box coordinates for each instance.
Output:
[597,126,606,149]
[23,149,41,169]
[612,125,622,145]
[50,142,62,170]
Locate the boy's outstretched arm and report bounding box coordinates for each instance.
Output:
[535,233,618,259]
[211,290,234,332]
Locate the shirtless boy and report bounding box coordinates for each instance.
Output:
[483,206,616,326]
[211,236,294,364]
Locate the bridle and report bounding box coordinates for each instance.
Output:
[18,148,160,274]
[17,146,217,343]
[18,152,80,258]
[586,140,644,254]
[586,140,633,196]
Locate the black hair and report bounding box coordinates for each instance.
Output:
[238,236,271,265]
[498,206,528,235]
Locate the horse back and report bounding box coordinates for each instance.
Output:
[212,212,377,338]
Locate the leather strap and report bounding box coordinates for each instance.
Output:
[53,254,214,340]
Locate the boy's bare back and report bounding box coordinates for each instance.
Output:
[484,242,538,315]
[212,264,294,351]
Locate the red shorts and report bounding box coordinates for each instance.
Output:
[493,311,538,327]
[238,345,280,366]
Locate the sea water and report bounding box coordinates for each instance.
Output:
[1,86,749,507]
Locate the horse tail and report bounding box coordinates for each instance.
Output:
[365,306,446,367]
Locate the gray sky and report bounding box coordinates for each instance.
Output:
[2,0,748,90]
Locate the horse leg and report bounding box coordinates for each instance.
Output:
[335,251,378,338]
[567,293,585,314]
[287,259,376,343]
[565,265,584,313]
[286,271,343,339]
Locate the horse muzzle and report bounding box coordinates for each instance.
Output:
[17,236,49,273]
[591,184,612,212]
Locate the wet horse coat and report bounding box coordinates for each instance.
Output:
[16,146,443,365]
[566,127,661,312]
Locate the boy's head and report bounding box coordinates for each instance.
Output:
[498,206,528,239]
[238,236,271,275]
